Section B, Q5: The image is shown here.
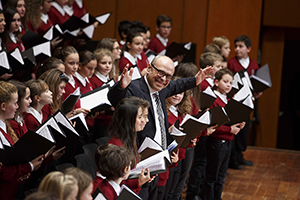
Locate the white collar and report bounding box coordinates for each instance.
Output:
[238,57,250,69]
[95,71,109,83]
[63,5,74,16]
[0,38,2,51]
[169,105,178,117]
[123,51,137,65]
[107,180,121,196]
[156,33,168,47]
[52,2,65,17]
[144,75,156,94]
[74,0,83,8]
[96,172,106,179]
[206,78,214,87]
[0,120,7,133]
[9,32,17,44]
[214,90,228,104]
[15,115,24,126]
[120,40,125,45]
[41,13,49,24]
[0,120,11,147]
[27,107,43,124]
[65,74,76,88]
[74,72,88,86]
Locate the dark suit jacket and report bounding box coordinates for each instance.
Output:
[108,76,196,147]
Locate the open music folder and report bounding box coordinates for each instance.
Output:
[116,184,141,200]
[250,63,272,92]
[61,87,81,114]
[199,86,217,110]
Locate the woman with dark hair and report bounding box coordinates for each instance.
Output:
[106,96,152,196]
[6,0,26,35]
[3,6,25,52]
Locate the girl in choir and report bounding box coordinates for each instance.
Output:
[119,32,149,75]
[107,96,152,196]
[53,46,90,116]
[64,167,93,200]
[48,0,69,25]
[0,81,44,200]
[24,79,53,130]
[3,6,25,52]
[7,0,26,35]
[211,36,231,59]
[72,0,86,18]
[36,57,65,79]
[39,171,78,200]
[9,80,32,139]
[96,38,121,81]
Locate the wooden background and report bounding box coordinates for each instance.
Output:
[84,0,300,149]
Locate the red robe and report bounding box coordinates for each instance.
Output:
[9,119,28,139]
[227,57,259,76]
[147,35,170,54]
[118,52,149,73]
[63,80,81,110]
[93,178,118,200]
[72,0,87,18]
[48,3,70,25]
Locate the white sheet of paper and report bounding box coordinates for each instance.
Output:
[242,95,254,109]
[69,113,89,132]
[35,125,55,143]
[43,26,53,41]
[0,132,11,147]
[198,110,211,124]
[203,86,217,98]
[131,66,141,80]
[96,13,111,24]
[233,85,252,102]
[184,42,192,50]
[55,24,63,33]
[243,71,253,90]
[94,193,106,200]
[11,48,24,65]
[80,87,111,110]
[54,112,79,136]
[81,13,89,23]
[138,137,163,153]
[0,51,10,70]
[82,24,94,39]
[33,41,51,57]
[0,137,4,149]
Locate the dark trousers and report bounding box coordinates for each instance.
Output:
[186,137,207,199]
[230,117,250,165]
[201,137,231,200]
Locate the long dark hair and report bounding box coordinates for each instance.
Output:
[3,6,20,50]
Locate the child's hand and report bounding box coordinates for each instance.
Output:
[138,167,151,186]
[0,162,3,169]
[120,64,133,89]
[239,122,246,130]
[31,155,44,171]
[254,92,263,99]
[20,173,30,181]
[74,108,91,117]
[230,123,242,135]
[0,73,13,80]
[51,36,63,49]
[52,146,66,160]
[171,149,179,164]
[206,124,218,136]
[190,138,197,147]
[89,111,99,119]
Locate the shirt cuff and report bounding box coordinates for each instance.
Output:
[29,162,34,171]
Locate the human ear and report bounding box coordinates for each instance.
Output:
[247,46,252,53]
[156,26,159,32]
[35,95,40,102]
[126,42,131,50]
[0,102,6,112]
[214,79,219,87]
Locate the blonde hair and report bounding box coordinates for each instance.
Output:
[0,81,19,143]
[211,36,230,49]
[94,49,113,76]
[39,171,78,200]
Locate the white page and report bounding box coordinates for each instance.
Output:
[167,139,178,151]
[96,13,111,24]
[184,42,192,50]
[243,71,253,90]
[0,51,10,70]
[158,49,166,56]
[64,29,80,37]
[250,75,271,87]
[36,125,55,143]
[173,61,178,67]
[105,79,115,88]
[0,132,11,147]
[198,110,211,124]
[233,85,252,101]
[11,48,24,65]
[255,63,272,86]
[80,13,89,23]
[180,114,197,126]
[0,137,4,149]
[233,72,243,86]
[33,41,51,57]
[69,113,89,131]
[147,54,155,64]
[138,137,163,153]
[81,87,111,110]
[119,184,141,199]
[170,125,186,137]
[94,193,106,200]
[82,24,94,39]
[55,24,63,33]
[54,112,79,136]
[132,66,141,80]
[38,117,65,137]
[43,26,53,41]
[203,86,217,98]
[242,95,254,109]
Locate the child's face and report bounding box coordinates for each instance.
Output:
[135,107,149,132]
[127,36,144,56]
[16,0,26,18]
[80,183,93,200]
[141,30,151,50]
[79,59,97,79]
[3,92,18,119]
[39,88,53,105]
[9,13,21,33]
[221,61,227,69]
[65,185,78,200]
[235,41,251,59]
[212,60,223,76]
[42,0,53,14]
[0,14,6,33]
[56,63,65,73]
[221,42,231,58]
[215,74,233,95]
[112,41,121,61]
[167,92,184,106]
[19,87,32,113]
[97,55,112,76]
[157,22,172,39]
[64,53,79,76]
[57,81,66,100]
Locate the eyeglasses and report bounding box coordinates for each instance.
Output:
[160,26,172,29]
[151,63,172,81]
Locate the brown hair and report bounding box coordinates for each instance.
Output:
[25,0,43,30]
[54,46,78,62]
[26,79,49,107]
[202,44,221,55]
[36,57,64,79]
[211,36,230,49]
[79,50,96,66]
[24,191,57,200]
[95,144,134,181]
[214,68,234,81]
[9,80,28,119]
[156,14,172,27]
[199,52,223,69]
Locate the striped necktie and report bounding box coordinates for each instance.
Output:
[153,92,167,149]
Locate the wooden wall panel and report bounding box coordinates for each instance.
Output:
[205,0,263,61]
[182,0,208,66]
[256,27,285,148]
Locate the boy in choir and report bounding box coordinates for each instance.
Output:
[147,14,172,54]
[199,52,224,91]
[227,35,261,169]
[118,20,133,48]
[93,143,134,200]
[201,68,245,200]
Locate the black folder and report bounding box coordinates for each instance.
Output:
[7,48,25,74]
[2,130,54,166]
[21,48,36,68]
[92,187,107,200]
[199,87,217,110]
[225,98,253,126]
[250,64,272,92]
[69,113,89,136]
[60,15,88,32]
[61,87,81,114]
[209,106,230,127]
[42,24,65,41]
[165,42,188,59]
[0,51,11,76]
[21,30,47,49]
[116,185,141,200]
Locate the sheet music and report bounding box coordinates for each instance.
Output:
[96,13,111,24]
[80,87,111,110]
[0,137,4,149]
[54,112,79,136]
[69,113,89,131]
[242,95,254,109]
[55,24,63,33]
[11,48,24,65]
[184,42,192,50]
[234,84,252,101]
[131,66,141,80]
[82,24,95,39]
[43,26,53,41]
[203,86,217,98]
[81,13,89,23]
[94,193,106,200]
[35,125,55,143]
[198,110,211,124]
[0,51,10,70]
[138,137,163,153]
[33,41,51,57]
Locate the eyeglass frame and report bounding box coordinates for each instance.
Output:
[151,63,173,81]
